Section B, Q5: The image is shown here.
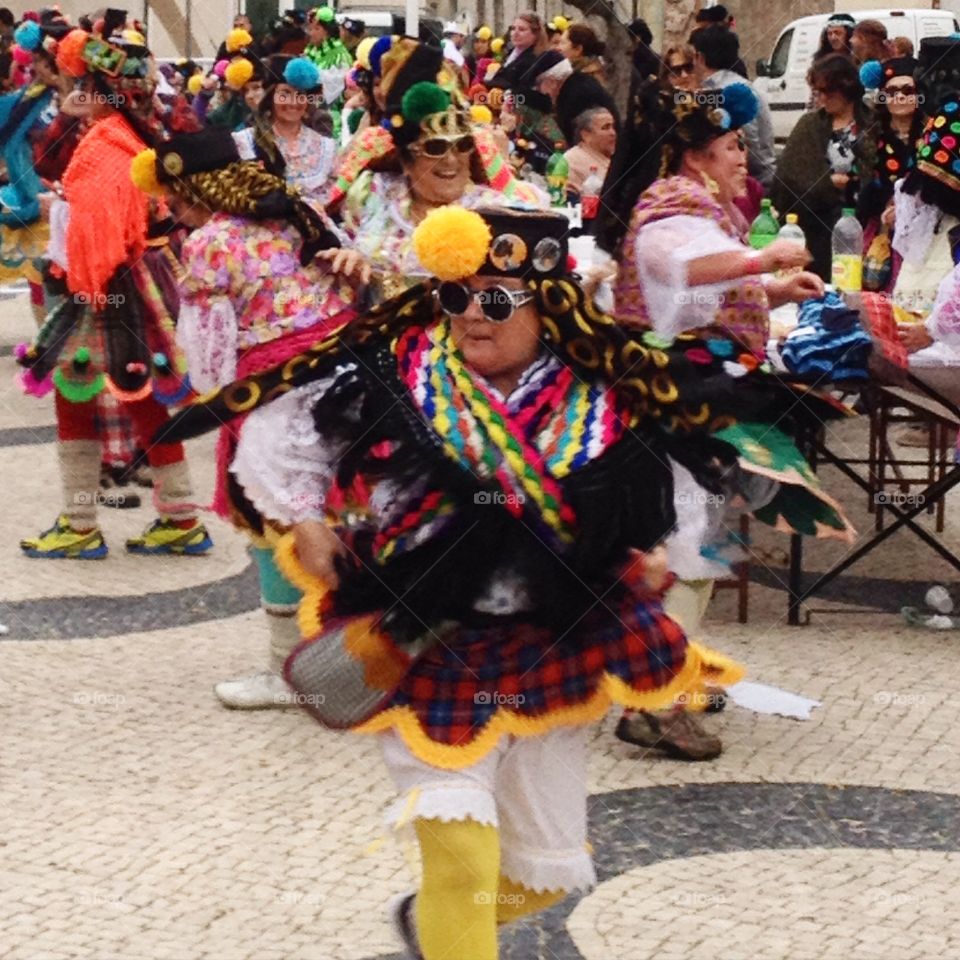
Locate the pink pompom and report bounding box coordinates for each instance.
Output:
[12,46,32,67]
[13,341,30,360]
[17,369,54,397]
[214,59,229,78]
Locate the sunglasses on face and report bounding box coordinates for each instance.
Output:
[412,135,475,159]
[884,83,917,97]
[437,281,535,322]
[670,62,695,75]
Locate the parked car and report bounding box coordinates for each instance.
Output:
[754,8,959,144]
[335,8,443,45]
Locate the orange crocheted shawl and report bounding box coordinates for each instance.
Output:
[63,113,149,300]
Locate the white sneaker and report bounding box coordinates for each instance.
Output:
[214,671,296,709]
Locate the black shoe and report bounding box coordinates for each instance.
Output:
[99,466,142,510]
[389,892,423,960]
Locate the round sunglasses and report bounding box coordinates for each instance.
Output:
[412,135,475,159]
[437,281,535,322]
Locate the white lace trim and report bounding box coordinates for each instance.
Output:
[634,216,745,339]
[500,839,596,894]
[892,182,941,264]
[231,375,354,524]
[176,300,238,394]
[384,786,498,829]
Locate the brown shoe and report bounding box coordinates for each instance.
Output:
[896,426,932,448]
[615,708,722,761]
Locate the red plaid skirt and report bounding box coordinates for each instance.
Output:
[355,592,698,769]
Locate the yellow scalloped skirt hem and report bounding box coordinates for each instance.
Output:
[353,644,708,770]
[274,532,329,638]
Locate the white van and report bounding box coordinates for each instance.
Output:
[754,8,959,144]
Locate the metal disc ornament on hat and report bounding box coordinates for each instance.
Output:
[489,233,528,272]
[532,236,562,273]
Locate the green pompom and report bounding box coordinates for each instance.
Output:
[401,82,451,125]
[74,347,91,364]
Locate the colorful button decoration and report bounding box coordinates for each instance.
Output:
[946,101,959,113]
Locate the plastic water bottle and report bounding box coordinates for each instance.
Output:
[545,143,569,207]
[831,208,863,293]
[581,165,603,220]
[776,213,805,277]
[748,198,779,249]
[778,212,805,244]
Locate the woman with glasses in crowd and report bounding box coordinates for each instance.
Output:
[773,53,877,279]
[857,57,924,292]
[336,40,545,303]
[659,43,697,93]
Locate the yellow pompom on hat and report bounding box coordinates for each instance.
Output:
[130,148,162,197]
[470,103,493,125]
[224,57,254,90]
[549,15,570,32]
[226,26,253,53]
[187,73,204,96]
[355,35,376,70]
[413,207,492,282]
[490,36,504,55]
[475,25,493,41]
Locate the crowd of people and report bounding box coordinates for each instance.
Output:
[3,5,960,960]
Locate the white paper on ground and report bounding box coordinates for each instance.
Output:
[727,680,821,720]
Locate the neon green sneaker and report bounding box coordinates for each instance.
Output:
[21,515,108,560]
[126,518,214,556]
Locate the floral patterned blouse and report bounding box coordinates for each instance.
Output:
[177,212,354,391]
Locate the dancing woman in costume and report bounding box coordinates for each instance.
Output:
[17,27,212,559]
[131,127,364,708]
[156,204,850,959]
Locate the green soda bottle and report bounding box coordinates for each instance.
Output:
[545,143,569,207]
[748,198,779,249]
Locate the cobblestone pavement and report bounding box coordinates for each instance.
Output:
[3,292,960,960]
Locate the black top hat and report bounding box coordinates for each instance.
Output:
[156,127,241,182]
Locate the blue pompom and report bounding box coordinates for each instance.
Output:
[14,21,42,52]
[859,59,883,91]
[283,58,320,91]
[369,36,393,77]
[721,82,758,129]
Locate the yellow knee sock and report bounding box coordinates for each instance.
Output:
[495,874,566,924]
[414,817,501,960]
